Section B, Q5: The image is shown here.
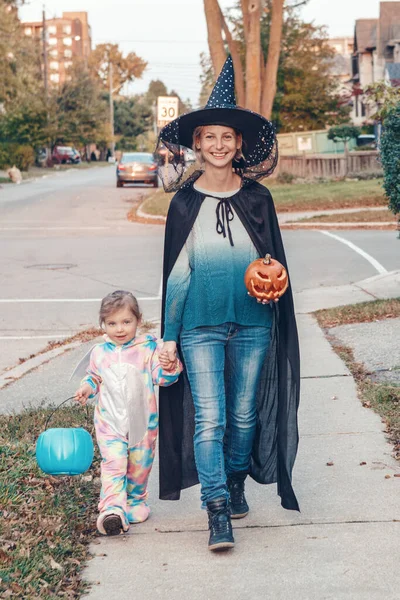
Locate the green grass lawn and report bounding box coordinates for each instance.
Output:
[293,208,396,223]
[139,178,386,218]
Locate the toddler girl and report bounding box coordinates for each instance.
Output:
[74,290,182,536]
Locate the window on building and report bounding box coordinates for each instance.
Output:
[64,61,73,70]
[50,61,59,70]
[24,27,32,36]
[64,49,72,58]
[63,37,72,46]
[50,49,58,57]
[361,103,366,117]
[48,25,57,35]
[50,73,60,83]
[63,25,72,34]
[48,37,57,46]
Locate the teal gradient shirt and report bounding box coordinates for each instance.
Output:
[164,185,273,342]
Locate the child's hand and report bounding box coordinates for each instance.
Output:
[161,358,179,372]
[159,354,178,372]
[74,384,92,406]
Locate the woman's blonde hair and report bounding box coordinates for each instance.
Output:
[192,125,245,166]
[99,290,141,326]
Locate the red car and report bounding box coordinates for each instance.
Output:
[52,146,81,165]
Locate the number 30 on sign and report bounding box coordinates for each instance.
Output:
[157,96,179,129]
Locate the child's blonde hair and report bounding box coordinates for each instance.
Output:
[99,291,141,326]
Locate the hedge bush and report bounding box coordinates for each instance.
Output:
[0,143,35,171]
[380,103,400,215]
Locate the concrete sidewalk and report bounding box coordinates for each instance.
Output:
[81,311,399,599]
[1,276,399,599]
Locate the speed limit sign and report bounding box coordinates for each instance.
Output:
[157,96,179,129]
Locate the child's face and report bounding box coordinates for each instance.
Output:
[103,306,140,346]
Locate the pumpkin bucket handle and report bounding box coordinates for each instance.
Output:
[44,397,91,431]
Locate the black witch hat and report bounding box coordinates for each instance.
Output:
[157,55,278,192]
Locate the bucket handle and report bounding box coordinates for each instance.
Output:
[44,396,91,431]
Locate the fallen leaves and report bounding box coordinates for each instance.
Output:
[0,405,101,598]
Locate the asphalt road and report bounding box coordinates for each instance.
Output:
[0,166,398,374]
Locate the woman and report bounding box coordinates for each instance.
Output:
[158,56,300,552]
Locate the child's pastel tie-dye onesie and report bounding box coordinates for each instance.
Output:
[82,334,182,534]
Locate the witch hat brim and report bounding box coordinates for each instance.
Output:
[158,55,277,168]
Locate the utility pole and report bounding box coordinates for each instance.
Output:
[42,6,51,164]
[109,59,115,157]
[42,7,48,100]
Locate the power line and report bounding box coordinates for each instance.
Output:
[93,39,206,45]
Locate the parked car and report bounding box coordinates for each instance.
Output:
[52,146,81,164]
[116,152,158,188]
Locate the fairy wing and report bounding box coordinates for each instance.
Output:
[69,345,97,382]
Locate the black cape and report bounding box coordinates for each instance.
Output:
[159,179,300,511]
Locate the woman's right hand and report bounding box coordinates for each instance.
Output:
[74,383,92,406]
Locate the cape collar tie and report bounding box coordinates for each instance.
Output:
[215,198,235,247]
[203,194,235,247]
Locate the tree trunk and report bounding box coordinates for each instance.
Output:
[241,0,250,46]
[219,6,245,106]
[204,0,226,78]
[245,0,262,112]
[261,0,284,118]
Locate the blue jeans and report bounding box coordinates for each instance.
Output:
[180,323,271,505]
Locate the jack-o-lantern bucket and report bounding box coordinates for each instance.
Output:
[36,397,94,476]
[244,254,289,302]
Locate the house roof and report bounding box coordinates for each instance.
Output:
[386,62,400,84]
[379,2,400,56]
[354,19,378,53]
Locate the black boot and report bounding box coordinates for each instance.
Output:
[206,497,234,551]
[227,473,249,519]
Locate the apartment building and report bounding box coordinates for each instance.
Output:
[22,11,92,86]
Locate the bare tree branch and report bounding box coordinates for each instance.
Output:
[204,0,227,78]
[218,6,246,105]
[240,0,250,46]
[261,0,284,118]
[246,0,262,111]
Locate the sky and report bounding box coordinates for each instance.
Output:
[19,0,393,107]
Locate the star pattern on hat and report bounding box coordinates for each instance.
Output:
[206,56,236,108]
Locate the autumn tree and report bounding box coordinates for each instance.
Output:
[56,63,109,148]
[201,1,348,131]
[114,96,153,150]
[89,43,147,95]
[203,0,312,118]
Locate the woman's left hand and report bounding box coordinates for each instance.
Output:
[256,298,279,305]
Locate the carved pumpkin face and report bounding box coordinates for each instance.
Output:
[244,254,289,301]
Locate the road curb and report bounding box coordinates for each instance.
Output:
[132,200,394,230]
[0,341,81,390]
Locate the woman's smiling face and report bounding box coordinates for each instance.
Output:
[196,125,242,169]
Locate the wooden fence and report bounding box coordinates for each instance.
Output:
[276,151,382,179]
